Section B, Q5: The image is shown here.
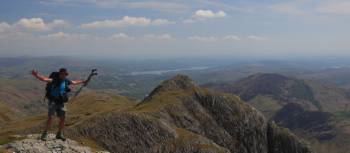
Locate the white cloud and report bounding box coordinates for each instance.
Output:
[0,22,11,33]
[188,35,241,42]
[223,35,240,41]
[15,18,49,31]
[188,36,218,42]
[44,32,173,42]
[316,1,350,15]
[143,34,173,40]
[48,19,70,28]
[14,18,69,31]
[110,33,134,40]
[152,19,175,25]
[194,10,227,18]
[196,0,255,13]
[248,35,268,41]
[183,9,227,24]
[81,16,174,29]
[47,31,68,38]
[46,32,93,40]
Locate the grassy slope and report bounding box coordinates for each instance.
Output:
[0,91,136,146]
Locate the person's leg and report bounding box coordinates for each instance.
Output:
[45,115,53,132]
[58,116,65,132]
[41,102,55,141]
[40,116,53,141]
[46,101,56,131]
[56,104,66,141]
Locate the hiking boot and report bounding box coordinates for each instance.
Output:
[55,132,66,141]
[40,131,48,141]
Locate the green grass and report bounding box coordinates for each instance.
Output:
[0,135,25,145]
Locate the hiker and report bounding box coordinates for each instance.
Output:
[31,68,87,141]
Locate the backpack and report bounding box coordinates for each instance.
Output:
[45,72,71,103]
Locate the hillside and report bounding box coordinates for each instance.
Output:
[205,73,350,118]
[0,75,312,153]
[0,102,16,125]
[0,78,47,126]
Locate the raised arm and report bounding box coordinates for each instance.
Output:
[31,70,52,83]
[71,80,87,86]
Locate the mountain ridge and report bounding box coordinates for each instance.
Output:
[0,74,313,153]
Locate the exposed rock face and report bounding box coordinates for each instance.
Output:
[267,122,312,153]
[64,75,313,153]
[1,134,109,153]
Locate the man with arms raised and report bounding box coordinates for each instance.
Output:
[31,68,87,141]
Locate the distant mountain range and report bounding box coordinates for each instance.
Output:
[205,73,350,116]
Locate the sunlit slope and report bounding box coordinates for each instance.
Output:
[0,78,46,123]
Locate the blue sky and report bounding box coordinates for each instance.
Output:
[0,0,350,59]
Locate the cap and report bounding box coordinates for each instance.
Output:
[59,68,69,75]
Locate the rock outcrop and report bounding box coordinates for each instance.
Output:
[267,122,313,153]
[0,134,109,153]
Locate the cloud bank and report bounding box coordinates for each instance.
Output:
[81,16,175,29]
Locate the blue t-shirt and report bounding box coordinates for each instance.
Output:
[51,79,72,98]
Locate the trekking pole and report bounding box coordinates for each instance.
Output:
[73,69,98,98]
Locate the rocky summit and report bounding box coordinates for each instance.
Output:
[0,134,109,153]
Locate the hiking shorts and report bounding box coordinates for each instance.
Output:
[48,101,66,117]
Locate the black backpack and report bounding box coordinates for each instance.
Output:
[45,72,71,102]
